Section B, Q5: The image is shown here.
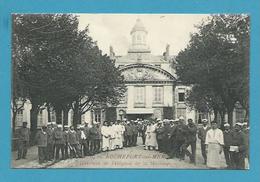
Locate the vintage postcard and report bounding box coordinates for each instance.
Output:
[11,13,249,169]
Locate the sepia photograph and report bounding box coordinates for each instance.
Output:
[11,13,249,169]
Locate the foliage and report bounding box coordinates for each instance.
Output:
[12,14,126,130]
[175,14,249,125]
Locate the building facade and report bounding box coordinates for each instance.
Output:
[12,19,247,129]
[105,19,195,122]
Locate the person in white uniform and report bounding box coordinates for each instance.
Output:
[145,121,158,150]
[205,121,225,169]
[101,121,110,152]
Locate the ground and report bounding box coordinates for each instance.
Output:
[12,137,226,169]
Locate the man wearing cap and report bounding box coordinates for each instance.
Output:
[83,123,90,156]
[205,121,224,169]
[155,122,165,152]
[174,117,188,159]
[46,122,55,161]
[78,125,88,157]
[198,119,211,164]
[181,119,197,164]
[229,122,247,169]
[166,120,178,159]
[125,121,133,147]
[68,126,81,158]
[54,124,65,160]
[63,125,70,159]
[132,121,139,146]
[35,126,48,164]
[16,121,30,160]
[223,123,233,168]
[89,123,100,155]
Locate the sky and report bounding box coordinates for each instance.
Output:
[77,14,209,56]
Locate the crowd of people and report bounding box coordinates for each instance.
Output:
[14,117,249,169]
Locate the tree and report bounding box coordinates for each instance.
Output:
[175,14,249,126]
[12,14,126,134]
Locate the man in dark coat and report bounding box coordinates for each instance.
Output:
[54,124,65,160]
[223,123,233,168]
[229,123,247,169]
[35,126,48,164]
[89,123,100,155]
[68,126,81,158]
[63,125,70,159]
[198,119,211,164]
[141,121,147,145]
[155,122,165,152]
[83,123,90,156]
[125,122,133,147]
[163,120,173,154]
[46,123,55,161]
[181,119,197,164]
[132,121,139,146]
[166,120,177,158]
[174,117,188,160]
[16,121,30,160]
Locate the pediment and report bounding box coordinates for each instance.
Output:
[120,64,175,82]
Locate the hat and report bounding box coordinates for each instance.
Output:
[64,125,69,128]
[51,122,56,125]
[243,122,248,126]
[224,123,230,127]
[202,119,208,123]
[47,123,52,126]
[235,122,243,126]
[179,116,184,120]
[57,124,62,128]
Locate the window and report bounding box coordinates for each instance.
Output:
[134,86,145,107]
[94,109,101,123]
[178,93,185,102]
[153,86,163,104]
[137,34,141,41]
[16,110,23,123]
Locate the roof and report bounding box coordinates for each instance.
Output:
[130,19,147,34]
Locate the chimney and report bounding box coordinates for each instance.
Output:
[164,44,170,61]
[109,46,115,59]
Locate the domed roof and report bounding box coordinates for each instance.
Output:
[130,19,147,34]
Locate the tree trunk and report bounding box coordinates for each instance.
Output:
[30,104,39,145]
[213,109,218,122]
[55,107,62,124]
[72,101,81,128]
[63,107,69,126]
[227,107,234,126]
[47,105,51,123]
[12,110,17,133]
